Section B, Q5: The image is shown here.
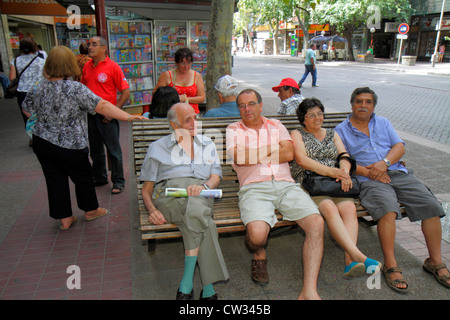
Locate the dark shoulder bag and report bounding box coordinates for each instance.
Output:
[302,153,361,197]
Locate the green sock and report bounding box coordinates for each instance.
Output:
[179,255,197,294]
[202,284,215,298]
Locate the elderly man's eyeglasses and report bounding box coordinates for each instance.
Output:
[87,43,101,48]
[238,101,259,109]
[305,112,324,119]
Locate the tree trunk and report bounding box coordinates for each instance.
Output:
[343,28,355,61]
[206,0,235,110]
[273,23,280,55]
[296,13,310,53]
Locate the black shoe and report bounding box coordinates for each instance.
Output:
[176,288,194,300]
[199,290,218,300]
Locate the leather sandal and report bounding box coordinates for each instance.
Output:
[85,208,109,221]
[423,258,450,289]
[251,259,269,285]
[382,265,409,293]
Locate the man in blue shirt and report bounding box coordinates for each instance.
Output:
[140,103,229,300]
[298,44,318,88]
[336,87,448,292]
[203,75,240,118]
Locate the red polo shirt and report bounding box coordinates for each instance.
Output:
[82,56,129,105]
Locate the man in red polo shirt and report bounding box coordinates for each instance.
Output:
[82,36,130,194]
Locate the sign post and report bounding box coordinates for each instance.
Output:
[397,23,409,66]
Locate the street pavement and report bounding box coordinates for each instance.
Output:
[0,57,448,304]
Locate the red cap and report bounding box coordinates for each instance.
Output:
[272,78,299,92]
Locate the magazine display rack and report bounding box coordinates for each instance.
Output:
[154,21,209,82]
[108,20,154,108]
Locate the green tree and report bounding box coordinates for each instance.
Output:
[258,0,292,55]
[287,0,321,53]
[234,1,261,53]
[314,0,412,61]
[238,0,292,55]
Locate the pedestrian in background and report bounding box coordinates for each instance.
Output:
[74,42,90,82]
[9,37,45,127]
[298,44,318,88]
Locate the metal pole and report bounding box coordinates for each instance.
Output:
[432,0,446,67]
[397,38,403,66]
[95,0,108,41]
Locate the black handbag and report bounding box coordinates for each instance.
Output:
[302,152,360,197]
[5,55,38,98]
[302,171,361,197]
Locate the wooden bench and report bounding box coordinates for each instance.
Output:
[132,113,375,251]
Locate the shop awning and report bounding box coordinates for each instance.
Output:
[55,0,214,19]
[310,35,348,43]
[54,0,96,15]
[56,0,239,20]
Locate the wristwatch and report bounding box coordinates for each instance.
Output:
[203,183,210,190]
[383,158,391,167]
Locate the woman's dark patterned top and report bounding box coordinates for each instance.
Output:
[291,127,338,183]
[22,78,101,150]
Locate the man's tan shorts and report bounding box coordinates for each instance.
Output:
[237,180,319,228]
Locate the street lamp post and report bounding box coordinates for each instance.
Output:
[370,27,376,47]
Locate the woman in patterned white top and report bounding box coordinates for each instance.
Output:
[9,37,45,127]
[22,46,144,230]
[291,98,381,278]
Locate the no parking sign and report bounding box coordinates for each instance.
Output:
[397,23,409,65]
[398,23,410,34]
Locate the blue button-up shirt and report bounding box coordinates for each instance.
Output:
[335,113,407,182]
[203,101,241,118]
[140,132,222,183]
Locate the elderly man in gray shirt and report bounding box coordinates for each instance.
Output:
[140,103,229,300]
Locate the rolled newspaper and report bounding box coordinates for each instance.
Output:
[165,188,222,198]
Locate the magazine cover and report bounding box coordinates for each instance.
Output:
[165,188,222,199]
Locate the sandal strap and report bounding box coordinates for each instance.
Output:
[384,266,402,274]
[432,263,447,271]
[425,258,449,272]
[392,278,408,285]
